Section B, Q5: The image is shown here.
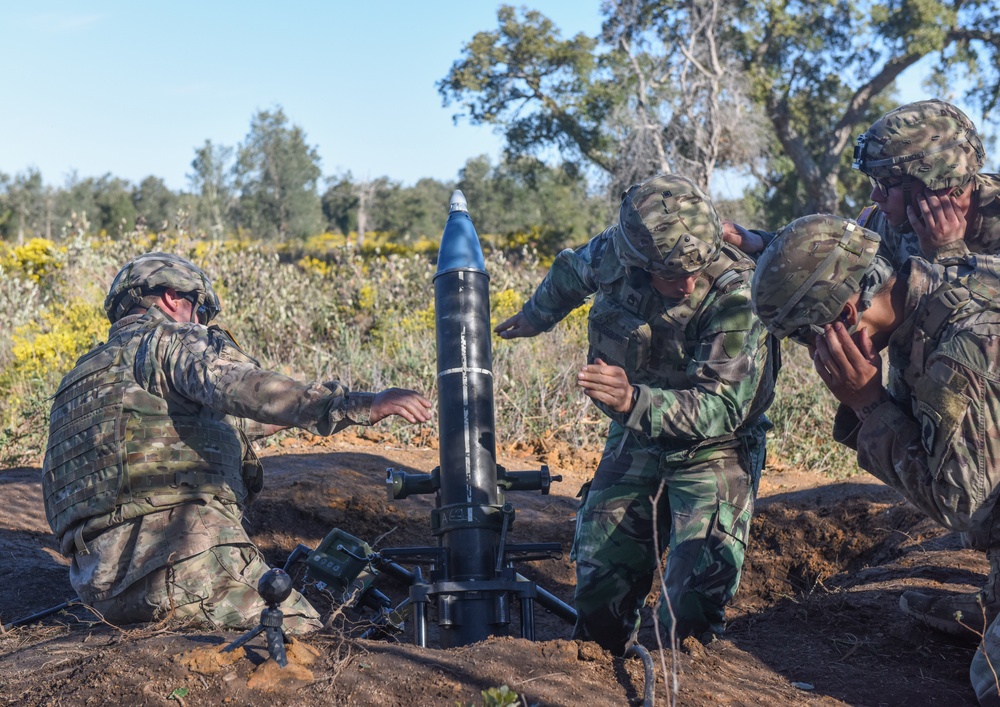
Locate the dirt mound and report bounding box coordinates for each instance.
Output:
[0,440,987,705]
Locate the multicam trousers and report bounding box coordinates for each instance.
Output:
[91,543,322,635]
[571,422,765,654]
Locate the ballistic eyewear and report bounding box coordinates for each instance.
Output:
[182,294,212,325]
[868,175,903,199]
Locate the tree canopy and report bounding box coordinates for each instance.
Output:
[440,0,1000,224]
[234,108,324,240]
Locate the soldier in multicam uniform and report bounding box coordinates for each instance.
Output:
[494,174,777,653]
[727,100,1000,638]
[42,252,432,634]
[751,214,1000,705]
[725,99,998,267]
[851,99,998,267]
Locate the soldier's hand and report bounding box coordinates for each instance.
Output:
[722,221,765,254]
[494,311,541,339]
[577,359,635,413]
[909,186,968,257]
[812,322,885,419]
[371,389,433,424]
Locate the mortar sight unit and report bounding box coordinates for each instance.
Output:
[284,191,576,648]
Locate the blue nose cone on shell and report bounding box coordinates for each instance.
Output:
[436,190,486,276]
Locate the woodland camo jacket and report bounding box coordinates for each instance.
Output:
[521,227,775,452]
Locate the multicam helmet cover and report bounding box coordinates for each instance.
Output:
[752,215,883,345]
[852,99,985,191]
[104,252,221,324]
[615,173,722,277]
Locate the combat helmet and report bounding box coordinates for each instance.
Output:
[615,173,722,277]
[752,215,886,346]
[852,99,985,192]
[104,252,221,324]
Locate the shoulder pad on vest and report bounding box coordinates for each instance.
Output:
[973,173,1000,209]
[857,205,880,229]
[917,266,1000,342]
[705,244,752,294]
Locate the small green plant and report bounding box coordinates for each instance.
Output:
[480,684,521,706]
[167,686,189,700]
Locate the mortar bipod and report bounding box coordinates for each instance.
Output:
[285,527,577,647]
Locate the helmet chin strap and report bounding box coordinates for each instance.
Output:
[897,176,915,234]
[190,291,206,324]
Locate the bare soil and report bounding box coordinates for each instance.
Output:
[0,431,986,706]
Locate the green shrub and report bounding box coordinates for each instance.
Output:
[0,230,857,479]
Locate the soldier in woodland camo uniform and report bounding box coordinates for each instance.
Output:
[42,253,432,634]
[752,215,1000,706]
[495,174,777,653]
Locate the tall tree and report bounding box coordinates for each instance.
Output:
[439,8,614,178]
[3,169,47,243]
[438,3,765,196]
[92,175,137,237]
[189,140,235,239]
[440,1,1000,221]
[601,0,767,191]
[132,176,178,232]
[735,0,999,217]
[234,108,323,240]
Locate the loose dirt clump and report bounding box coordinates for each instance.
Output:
[0,439,988,705]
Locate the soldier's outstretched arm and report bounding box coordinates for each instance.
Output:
[722,221,775,257]
[494,311,542,339]
[370,389,433,424]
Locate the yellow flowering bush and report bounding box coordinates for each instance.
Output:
[0,226,859,477]
[399,304,436,336]
[10,298,106,380]
[0,238,67,284]
[490,288,524,330]
[298,256,333,277]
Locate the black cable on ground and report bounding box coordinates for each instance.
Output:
[625,643,655,707]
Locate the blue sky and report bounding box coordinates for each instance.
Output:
[0,2,602,192]
[0,2,990,196]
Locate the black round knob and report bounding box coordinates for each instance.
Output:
[257,568,293,605]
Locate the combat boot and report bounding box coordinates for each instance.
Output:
[899,548,1000,638]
